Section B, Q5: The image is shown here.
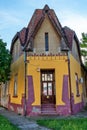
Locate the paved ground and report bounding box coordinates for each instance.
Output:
[0,107,50,130]
[0,107,87,130]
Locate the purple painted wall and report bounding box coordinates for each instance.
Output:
[26,76,41,116]
[8,75,84,116]
[26,76,34,115]
[71,93,84,114]
[8,94,24,115]
[56,75,84,115]
[8,76,41,116]
[56,75,71,115]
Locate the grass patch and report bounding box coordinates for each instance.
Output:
[37,118,87,130]
[0,115,19,130]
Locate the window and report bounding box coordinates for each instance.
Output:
[75,73,80,97]
[45,33,49,51]
[13,74,18,97]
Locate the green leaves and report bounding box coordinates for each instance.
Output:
[80,33,87,68]
[0,39,12,83]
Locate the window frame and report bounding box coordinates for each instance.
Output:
[75,73,80,97]
[13,74,18,97]
[45,32,49,51]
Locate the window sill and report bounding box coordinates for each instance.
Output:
[13,95,18,98]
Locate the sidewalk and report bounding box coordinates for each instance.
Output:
[0,107,87,130]
[0,107,50,130]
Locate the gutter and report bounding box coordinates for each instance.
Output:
[24,51,27,116]
[67,52,73,114]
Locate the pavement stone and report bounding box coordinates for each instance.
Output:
[0,107,51,130]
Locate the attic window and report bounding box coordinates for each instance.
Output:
[43,5,49,13]
[45,33,49,51]
[45,9,48,13]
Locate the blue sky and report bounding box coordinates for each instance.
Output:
[0,0,87,49]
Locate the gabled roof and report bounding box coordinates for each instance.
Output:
[63,26,82,63]
[10,27,27,54]
[10,4,81,59]
[10,5,65,52]
[63,26,74,50]
[24,4,64,49]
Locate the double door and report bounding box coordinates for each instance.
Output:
[41,70,55,104]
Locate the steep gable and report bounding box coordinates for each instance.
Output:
[11,5,82,57]
[33,14,61,54]
[10,28,27,54]
[25,5,64,50]
[63,26,81,63]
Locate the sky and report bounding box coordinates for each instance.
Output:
[0,0,87,49]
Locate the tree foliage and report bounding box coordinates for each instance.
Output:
[0,39,12,83]
[80,33,87,67]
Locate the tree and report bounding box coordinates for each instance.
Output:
[80,33,87,68]
[0,38,12,83]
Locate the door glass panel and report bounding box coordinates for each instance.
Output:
[48,82,52,95]
[43,82,47,95]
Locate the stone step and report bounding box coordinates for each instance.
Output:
[41,104,55,108]
[41,103,57,115]
[41,108,56,111]
[41,111,57,115]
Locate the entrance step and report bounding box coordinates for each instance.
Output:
[41,104,57,115]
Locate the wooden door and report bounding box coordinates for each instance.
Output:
[41,70,55,104]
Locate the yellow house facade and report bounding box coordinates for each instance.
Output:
[1,5,84,116]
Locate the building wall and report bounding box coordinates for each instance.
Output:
[33,15,61,54]
[9,55,25,104]
[70,54,82,102]
[81,67,87,106]
[12,38,22,62]
[27,55,68,106]
[0,83,9,108]
[70,54,83,113]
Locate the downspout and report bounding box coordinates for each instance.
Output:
[67,51,73,114]
[24,51,27,116]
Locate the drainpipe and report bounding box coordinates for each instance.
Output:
[67,51,73,114]
[24,51,27,116]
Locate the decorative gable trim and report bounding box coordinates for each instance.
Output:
[24,5,65,50]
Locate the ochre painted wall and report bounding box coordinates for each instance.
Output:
[70,54,82,104]
[27,55,68,106]
[34,15,61,54]
[9,55,25,104]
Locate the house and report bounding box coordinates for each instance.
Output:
[0,5,85,116]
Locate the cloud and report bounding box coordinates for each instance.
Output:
[58,11,87,40]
